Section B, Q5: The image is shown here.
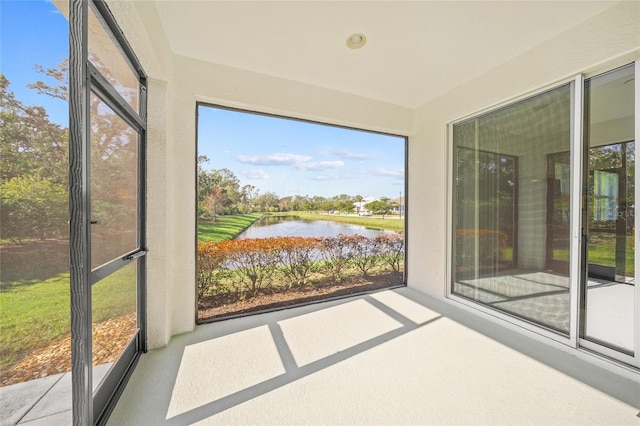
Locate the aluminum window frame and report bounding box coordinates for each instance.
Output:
[445,76,581,347]
[446,63,640,371]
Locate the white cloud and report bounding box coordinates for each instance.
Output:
[371,168,404,179]
[235,152,311,166]
[322,148,369,160]
[240,169,269,180]
[297,160,344,171]
[310,175,338,181]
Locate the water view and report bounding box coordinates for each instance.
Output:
[237,215,396,239]
[196,105,406,323]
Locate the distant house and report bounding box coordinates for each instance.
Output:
[391,196,405,214]
[353,196,377,215]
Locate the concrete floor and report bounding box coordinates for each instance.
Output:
[108,287,640,425]
[0,363,112,425]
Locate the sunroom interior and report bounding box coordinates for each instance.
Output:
[3,0,640,424]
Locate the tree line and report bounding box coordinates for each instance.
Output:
[1,60,137,243]
[197,156,399,219]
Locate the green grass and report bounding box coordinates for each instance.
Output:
[198,213,264,242]
[553,235,634,276]
[281,212,405,233]
[0,265,136,373]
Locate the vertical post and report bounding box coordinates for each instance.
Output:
[570,74,584,348]
[69,0,92,424]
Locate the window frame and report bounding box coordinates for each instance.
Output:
[446,63,640,370]
[445,75,582,348]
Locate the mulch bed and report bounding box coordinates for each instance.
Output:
[1,314,136,387]
[198,271,404,322]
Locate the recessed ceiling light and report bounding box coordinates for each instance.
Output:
[346,33,367,49]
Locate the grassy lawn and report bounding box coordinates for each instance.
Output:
[551,235,634,276]
[198,213,264,242]
[282,212,405,233]
[0,265,136,373]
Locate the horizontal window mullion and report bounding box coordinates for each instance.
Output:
[90,249,147,285]
[89,63,145,132]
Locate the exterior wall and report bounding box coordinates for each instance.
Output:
[408,1,640,297]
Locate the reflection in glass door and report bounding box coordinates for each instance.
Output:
[581,64,635,358]
[547,152,571,275]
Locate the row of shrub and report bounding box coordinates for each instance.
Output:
[197,233,404,298]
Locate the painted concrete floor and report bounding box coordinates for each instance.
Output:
[108,287,640,425]
[0,363,111,425]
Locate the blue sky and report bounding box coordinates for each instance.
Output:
[1,1,405,199]
[1,0,69,126]
[198,106,405,199]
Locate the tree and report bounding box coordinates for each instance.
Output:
[365,197,393,218]
[203,186,227,221]
[0,73,70,242]
[0,74,68,184]
[0,176,68,242]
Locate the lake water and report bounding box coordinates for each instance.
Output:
[237,216,396,239]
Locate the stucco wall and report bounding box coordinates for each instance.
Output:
[107,0,638,348]
[166,55,414,343]
[106,0,415,347]
[408,1,640,297]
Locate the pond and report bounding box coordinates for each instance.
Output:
[237,215,397,239]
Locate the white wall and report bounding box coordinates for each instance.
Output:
[408,1,640,297]
[166,55,413,343]
[106,0,415,347]
[109,0,639,348]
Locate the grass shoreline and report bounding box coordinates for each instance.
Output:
[198,212,405,243]
[197,213,264,242]
[278,211,405,233]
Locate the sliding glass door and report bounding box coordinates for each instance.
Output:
[451,83,573,334]
[580,64,636,360]
[450,62,638,367]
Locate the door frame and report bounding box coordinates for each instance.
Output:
[69,0,148,424]
[447,63,640,371]
[577,63,639,367]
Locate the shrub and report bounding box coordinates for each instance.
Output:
[318,234,352,282]
[197,241,229,297]
[218,238,278,296]
[375,233,404,272]
[344,234,380,277]
[271,237,320,288]
[0,175,68,243]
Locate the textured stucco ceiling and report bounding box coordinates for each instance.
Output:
[151,1,620,108]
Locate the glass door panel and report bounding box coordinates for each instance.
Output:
[451,83,573,334]
[581,64,635,356]
[547,152,571,275]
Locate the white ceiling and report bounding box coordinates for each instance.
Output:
[152,1,620,108]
